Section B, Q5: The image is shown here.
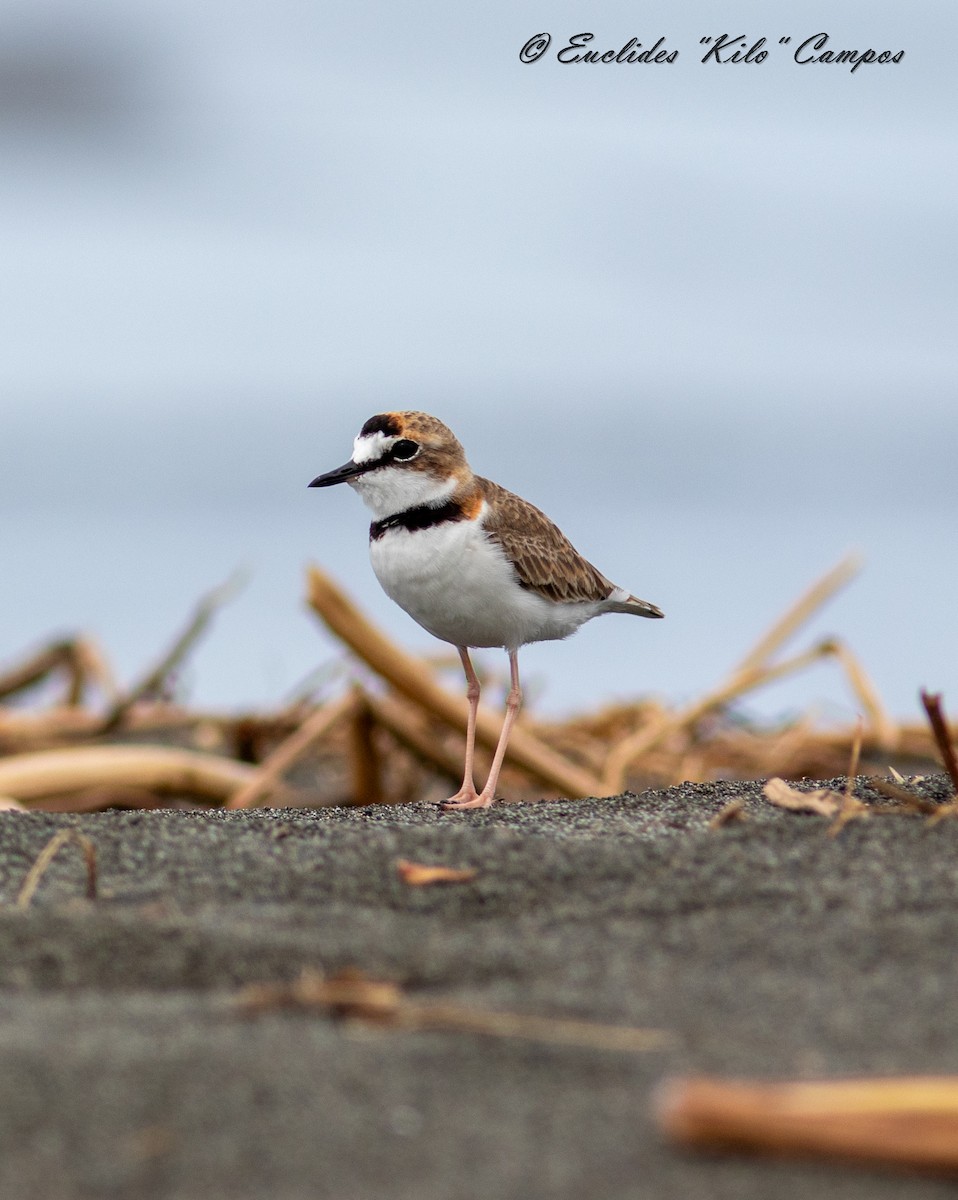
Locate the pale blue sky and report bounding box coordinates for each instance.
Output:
[2,0,954,721]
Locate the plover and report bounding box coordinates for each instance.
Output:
[309,412,663,809]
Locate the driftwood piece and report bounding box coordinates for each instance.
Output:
[0,558,945,810]
[658,1075,958,1174]
[27,786,173,813]
[347,690,384,806]
[306,565,607,799]
[0,745,257,806]
[227,694,355,809]
[0,704,304,756]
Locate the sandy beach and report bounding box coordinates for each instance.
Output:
[2,778,958,1199]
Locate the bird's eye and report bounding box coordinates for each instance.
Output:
[392,439,419,461]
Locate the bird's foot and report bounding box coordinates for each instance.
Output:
[440,789,496,811]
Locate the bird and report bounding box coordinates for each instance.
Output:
[309,411,663,810]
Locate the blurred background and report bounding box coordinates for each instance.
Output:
[1,0,954,722]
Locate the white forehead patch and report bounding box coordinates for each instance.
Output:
[352,430,398,464]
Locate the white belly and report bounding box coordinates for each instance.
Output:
[369,520,598,650]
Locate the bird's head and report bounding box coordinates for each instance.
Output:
[309,411,472,518]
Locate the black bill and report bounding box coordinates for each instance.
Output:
[308,460,372,488]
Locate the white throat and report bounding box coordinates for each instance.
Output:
[350,466,456,519]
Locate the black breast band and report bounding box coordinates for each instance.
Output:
[370,499,465,541]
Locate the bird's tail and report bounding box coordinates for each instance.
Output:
[603,589,664,619]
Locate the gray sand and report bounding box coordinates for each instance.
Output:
[1,778,957,1199]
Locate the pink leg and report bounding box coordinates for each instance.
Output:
[439,647,481,807]
[443,649,522,811]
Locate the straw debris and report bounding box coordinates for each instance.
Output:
[0,555,953,811]
[396,859,478,886]
[16,828,98,908]
[236,968,672,1053]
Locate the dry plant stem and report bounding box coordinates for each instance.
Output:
[16,829,98,907]
[0,704,311,753]
[0,745,257,806]
[306,565,606,799]
[752,716,818,777]
[66,637,119,705]
[237,971,672,1054]
[362,693,466,783]
[27,786,169,813]
[831,642,896,747]
[926,806,958,828]
[733,553,862,676]
[604,640,849,792]
[708,799,747,829]
[866,776,939,814]
[0,707,103,743]
[0,642,78,702]
[100,573,246,732]
[671,751,707,786]
[602,554,873,791]
[600,709,674,792]
[396,859,477,885]
[658,1075,958,1173]
[346,689,383,806]
[920,691,958,792]
[0,638,115,707]
[405,1002,671,1052]
[226,693,356,809]
[817,721,958,762]
[828,718,867,836]
[846,718,863,795]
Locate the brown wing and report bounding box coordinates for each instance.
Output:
[477,477,616,605]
